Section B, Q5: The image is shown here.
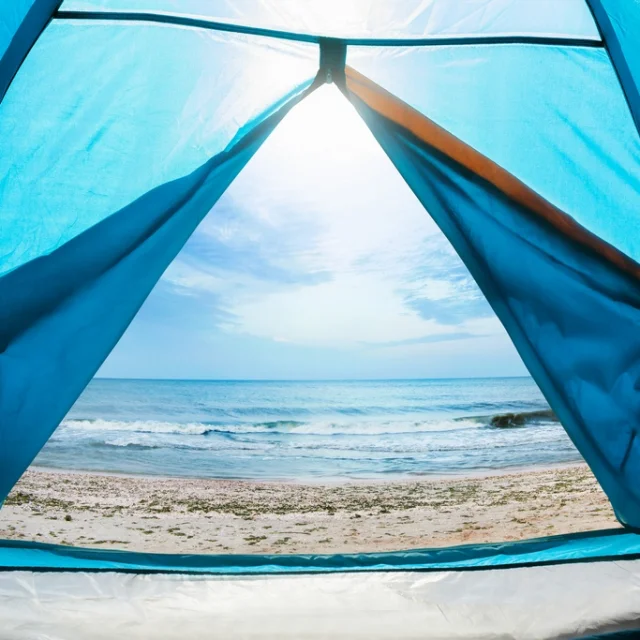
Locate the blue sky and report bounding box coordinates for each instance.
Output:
[99,85,528,380]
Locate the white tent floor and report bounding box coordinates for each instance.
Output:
[1,560,640,639]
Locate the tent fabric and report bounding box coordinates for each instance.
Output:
[2,557,640,639]
[343,67,640,527]
[2,530,640,639]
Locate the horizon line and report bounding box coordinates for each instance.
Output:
[94,374,533,383]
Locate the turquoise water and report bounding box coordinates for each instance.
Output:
[35,377,582,480]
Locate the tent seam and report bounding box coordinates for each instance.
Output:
[53,10,604,49]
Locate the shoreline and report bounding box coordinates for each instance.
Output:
[1,464,619,555]
[28,459,585,485]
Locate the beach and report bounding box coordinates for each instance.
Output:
[1,378,606,555]
[1,464,619,554]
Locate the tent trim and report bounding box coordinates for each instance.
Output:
[0,528,639,575]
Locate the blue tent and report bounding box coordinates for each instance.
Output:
[2,2,640,637]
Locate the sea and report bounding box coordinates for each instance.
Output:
[34,377,583,481]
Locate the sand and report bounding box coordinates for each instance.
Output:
[0,464,619,555]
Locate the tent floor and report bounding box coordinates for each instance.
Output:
[1,559,640,639]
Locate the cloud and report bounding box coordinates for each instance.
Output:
[363,332,485,349]
[126,84,516,378]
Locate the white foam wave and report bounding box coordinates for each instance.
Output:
[61,419,212,436]
[102,437,161,450]
[60,417,480,438]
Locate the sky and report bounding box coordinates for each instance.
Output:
[98,85,528,381]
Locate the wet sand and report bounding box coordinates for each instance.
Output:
[0,464,619,554]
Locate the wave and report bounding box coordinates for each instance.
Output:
[70,400,549,422]
[99,440,162,451]
[57,410,558,441]
[97,437,270,452]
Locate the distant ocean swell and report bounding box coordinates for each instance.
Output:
[34,378,582,480]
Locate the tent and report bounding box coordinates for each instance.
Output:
[2,1,640,637]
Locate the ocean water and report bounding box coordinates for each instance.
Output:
[35,378,583,480]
